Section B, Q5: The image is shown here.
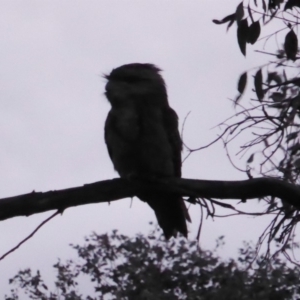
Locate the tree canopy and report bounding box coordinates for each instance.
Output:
[208,0,300,258]
[5,227,300,300]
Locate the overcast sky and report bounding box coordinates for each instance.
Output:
[0,0,276,296]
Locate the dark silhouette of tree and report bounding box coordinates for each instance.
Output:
[209,0,300,260]
[4,227,300,300]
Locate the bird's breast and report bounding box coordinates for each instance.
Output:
[107,106,174,178]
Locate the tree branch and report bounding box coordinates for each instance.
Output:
[0,177,300,222]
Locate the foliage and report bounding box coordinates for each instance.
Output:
[5,227,300,300]
[206,0,300,258]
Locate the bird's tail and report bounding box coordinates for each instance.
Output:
[144,196,191,239]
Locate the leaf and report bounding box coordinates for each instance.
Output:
[284,29,298,61]
[285,0,300,10]
[289,143,300,155]
[269,0,284,10]
[237,18,248,56]
[212,13,236,25]
[270,92,284,102]
[286,132,299,142]
[291,92,300,108]
[262,0,267,11]
[294,157,300,168]
[247,21,261,44]
[267,72,282,84]
[237,72,247,94]
[254,69,264,101]
[247,153,254,163]
[292,77,300,86]
[235,2,244,22]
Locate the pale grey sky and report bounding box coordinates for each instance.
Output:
[0,0,274,296]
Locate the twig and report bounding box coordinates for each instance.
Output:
[0,210,60,261]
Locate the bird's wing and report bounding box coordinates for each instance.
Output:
[162,106,191,225]
[104,110,114,162]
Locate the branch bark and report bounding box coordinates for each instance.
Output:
[0,177,300,222]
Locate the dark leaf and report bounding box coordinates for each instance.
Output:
[237,72,247,94]
[291,92,300,108]
[267,72,282,84]
[284,29,298,61]
[269,0,274,9]
[254,0,257,6]
[247,153,255,163]
[212,13,236,25]
[294,157,300,169]
[247,21,261,44]
[269,0,284,10]
[270,92,284,102]
[292,77,300,86]
[236,2,244,22]
[285,0,300,10]
[237,18,248,56]
[286,132,299,142]
[288,143,300,155]
[262,0,267,11]
[254,69,264,100]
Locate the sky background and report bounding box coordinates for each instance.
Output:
[0,0,279,297]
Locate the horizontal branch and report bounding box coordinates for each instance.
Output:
[0,177,300,222]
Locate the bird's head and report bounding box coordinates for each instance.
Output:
[104,63,168,107]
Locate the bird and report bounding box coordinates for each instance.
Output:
[104,63,190,239]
